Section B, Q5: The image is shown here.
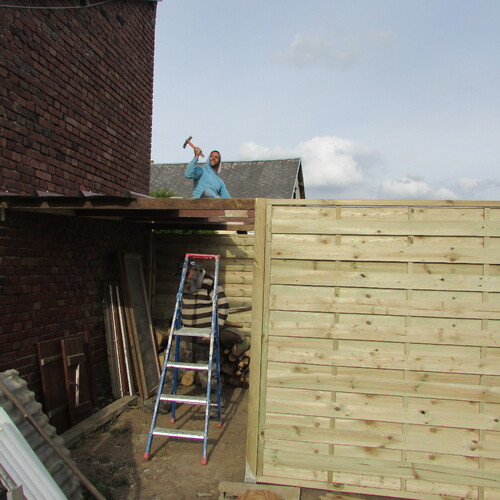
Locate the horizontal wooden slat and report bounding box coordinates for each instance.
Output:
[270,234,500,263]
[269,284,500,320]
[270,259,500,292]
[271,209,500,237]
[265,387,500,431]
[266,362,500,402]
[267,337,500,375]
[263,443,500,486]
[268,310,500,347]
[266,200,500,208]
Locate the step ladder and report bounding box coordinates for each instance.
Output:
[143,253,223,465]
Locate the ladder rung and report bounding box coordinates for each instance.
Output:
[175,327,212,338]
[166,361,209,371]
[160,394,207,405]
[152,427,204,440]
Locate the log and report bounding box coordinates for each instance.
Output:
[232,338,250,357]
[221,362,236,376]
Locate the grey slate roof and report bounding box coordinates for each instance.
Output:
[150,158,305,199]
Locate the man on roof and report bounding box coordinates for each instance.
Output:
[185,147,231,198]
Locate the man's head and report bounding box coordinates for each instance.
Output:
[184,259,206,293]
[209,150,221,172]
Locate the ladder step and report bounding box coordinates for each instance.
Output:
[152,427,204,440]
[175,327,212,338]
[166,361,209,371]
[160,394,207,405]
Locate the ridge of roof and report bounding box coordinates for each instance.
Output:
[153,157,301,166]
[150,158,304,199]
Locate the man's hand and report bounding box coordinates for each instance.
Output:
[194,146,203,159]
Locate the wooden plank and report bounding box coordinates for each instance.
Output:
[245,198,268,481]
[61,334,93,425]
[263,199,500,208]
[269,284,500,320]
[264,387,500,431]
[120,253,160,398]
[270,233,500,264]
[61,395,137,447]
[404,479,478,498]
[267,337,500,375]
[271,209,500,236]
[262,444,500,486]
[264,423,498,459]
[266,362,500,403]
[268,310,500,347]
[270,259,499,292]
[37,338,70,434]
[256,473,452,500]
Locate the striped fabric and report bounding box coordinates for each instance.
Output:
[181,274,229,328]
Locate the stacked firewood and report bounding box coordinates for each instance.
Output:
[154,324,250,388]
[220,335,250,388]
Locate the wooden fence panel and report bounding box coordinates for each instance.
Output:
[248,200,500,499]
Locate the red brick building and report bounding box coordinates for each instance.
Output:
[0,0,158,416]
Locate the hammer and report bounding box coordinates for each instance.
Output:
[183,135,205,158]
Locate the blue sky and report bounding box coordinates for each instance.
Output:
[151,0,500,200]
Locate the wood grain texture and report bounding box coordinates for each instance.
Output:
[251,201,500,499]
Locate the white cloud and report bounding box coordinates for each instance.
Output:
[449,177,500,200]
[273,31,395,69]
[296,136,367,187]
[274,33,360,69]
[240,135,376,189]
[239,140,497,201]
[380,177,431,199]
[238,142,288,160]
[434,187,459,200]
[380,176,459,200]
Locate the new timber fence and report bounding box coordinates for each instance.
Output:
[247,199,500,500]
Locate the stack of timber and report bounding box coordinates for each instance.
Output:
[103,253,160,401]
[155,325,251,388]
[221,331,251,387]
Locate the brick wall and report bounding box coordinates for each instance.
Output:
[0,211,146,405]
[0,0,157,195]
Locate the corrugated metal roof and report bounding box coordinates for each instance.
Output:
[0,408,67,499]
[0,370,82,499]
[150,158,306,199]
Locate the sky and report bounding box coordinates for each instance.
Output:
[151,0,500,200]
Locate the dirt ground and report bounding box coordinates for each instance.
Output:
[70,384,249,500]
[69,385,337,500]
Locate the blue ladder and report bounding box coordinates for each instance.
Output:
[143,253,222,465]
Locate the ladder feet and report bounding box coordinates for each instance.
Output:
[143,452,151,461]
[170,418,175,423]
[201,457,208,466]
[217,422,222,428]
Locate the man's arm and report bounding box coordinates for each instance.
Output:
[185,156,201,179]
[219,181,231,199]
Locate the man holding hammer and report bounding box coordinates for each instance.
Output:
[185,145,231,198]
